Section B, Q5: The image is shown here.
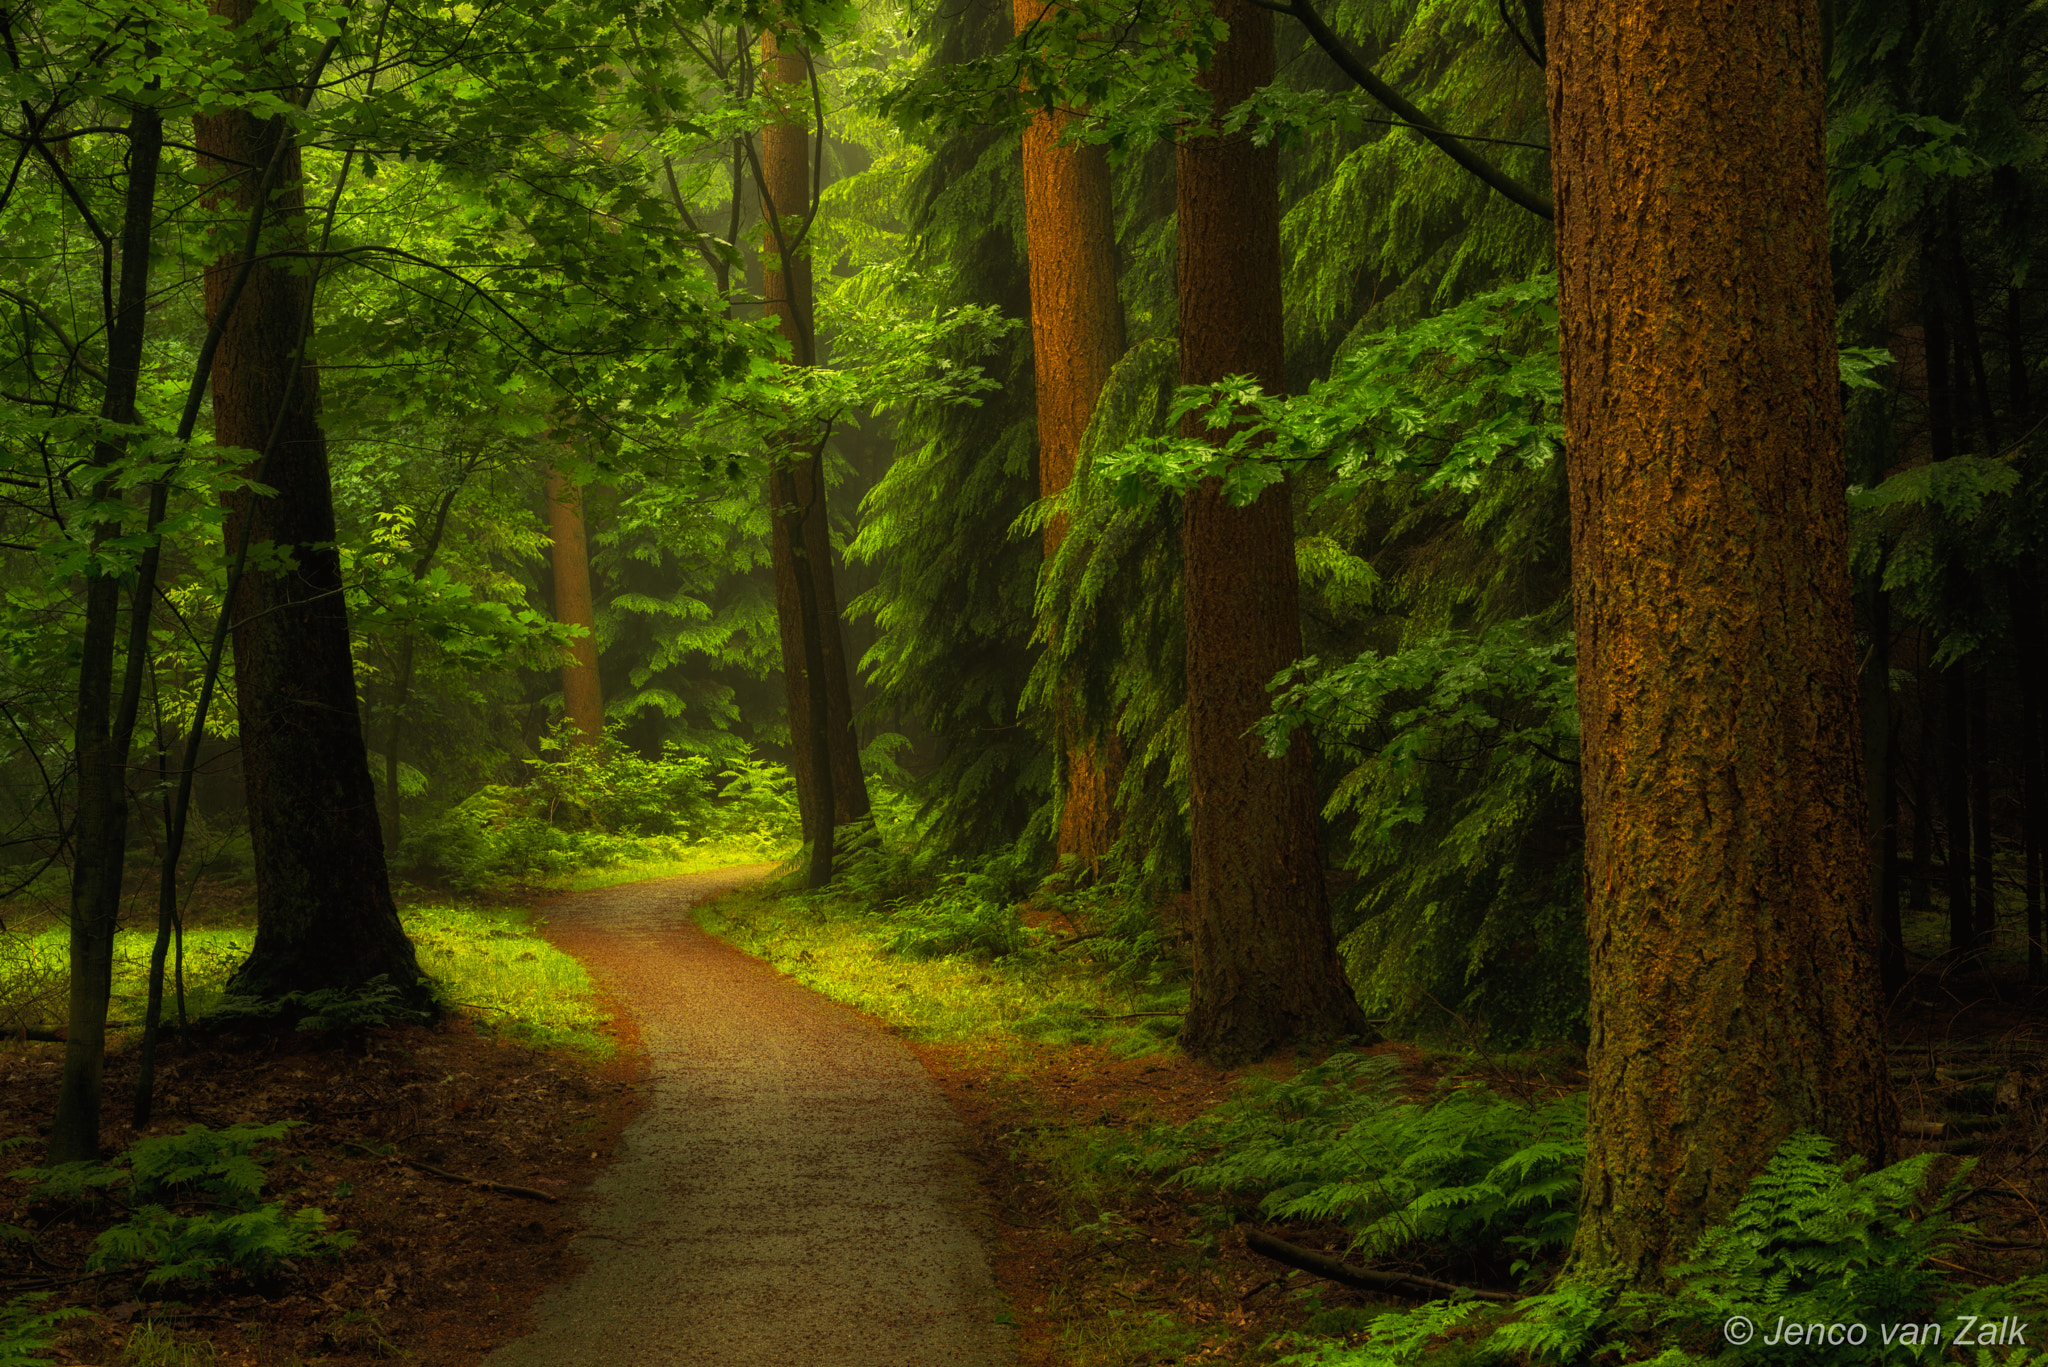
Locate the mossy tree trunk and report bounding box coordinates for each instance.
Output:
[1547,0,1894,1284]
[545,462,605,744]
[1174,0,1368,1065]
[196,0,428,1010]
[1013,0,1127,877]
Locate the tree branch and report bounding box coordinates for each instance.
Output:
[1276,0,1552,220]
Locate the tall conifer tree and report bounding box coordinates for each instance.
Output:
[1175,0,1367,1063]
[1013,0,1127,875]
[1548,0,1894,1282]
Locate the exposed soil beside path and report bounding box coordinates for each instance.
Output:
[488,866,1015,1367]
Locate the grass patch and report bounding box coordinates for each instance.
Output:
[692,884,1187,1055]
[551,840,798,894]
[0,900,611,1057]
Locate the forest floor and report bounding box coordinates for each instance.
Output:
[5,884,2048,1366]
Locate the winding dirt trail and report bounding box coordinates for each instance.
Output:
[484,866,1015,1367]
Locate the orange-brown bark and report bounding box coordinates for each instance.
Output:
[545,464,604,744]
[1175,0,1367,1064]
[1014,0,1127,873]
[1548,0,1893,1282]
[761,26,871,832]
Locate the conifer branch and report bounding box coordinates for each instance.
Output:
[1257,0,1554,220]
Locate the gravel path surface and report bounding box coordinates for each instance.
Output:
[484,866,1014,1367]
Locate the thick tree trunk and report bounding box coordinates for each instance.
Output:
[1548,0,1893,1284]
[1174,0,1368,1065]
[1014,0,1129,876]
[49,103,163,1163]
[196,0,428,1009]
[760,26,869,837]
[545,463,604,743]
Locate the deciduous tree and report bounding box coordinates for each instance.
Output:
[196,0,428,1009]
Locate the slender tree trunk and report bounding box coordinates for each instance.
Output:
[196,0,427,1009]
[1944,665,1974,951]
[380,484,462,850]
[1014,0,1129,877]
[49,102,163,1163]
[1911,645,1934,909]
[545,463,604,743]
[759,25,869,840]
[2020,566,2044,984]
[1174,0,1368,1065]
[1548,0,1893,1284]
[1971,664,1996,943]
[1864,568,1904,994]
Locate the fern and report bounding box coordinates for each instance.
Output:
[1135,1052,1581,1272]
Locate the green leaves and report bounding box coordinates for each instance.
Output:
[1095,275,1563,507]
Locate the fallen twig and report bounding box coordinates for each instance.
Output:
[1245,1229,1519,1304]
[1083,1011,1186,1020]
[341,1139,558,1203]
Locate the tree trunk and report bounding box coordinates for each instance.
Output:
[545,463,604,743]
[1944,665,1974,951]
[1548,0,1893,1285]
[49,102,163,1163]
[2020,565,2044,984]
[1014,0,1129,877]
[196,0,428,1009]
[1174,0,1368,1065]
[759,25,870,838]
[1863,573,1904,994]
[1911,644,1934,909]
[1970,663,1996,943]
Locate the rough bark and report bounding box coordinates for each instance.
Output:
[760,26,869,835]
[1013,0,1128,875]
[1174,0,1368,1065]
[1548,0,1893,1284]
[196,0,428,1009]
[545,463,604,743]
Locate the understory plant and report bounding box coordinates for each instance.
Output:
[400,734,799,888]
[8,1123,353,1290]
[1132,1052,1582,1278]
[1263,1132,2048,1367]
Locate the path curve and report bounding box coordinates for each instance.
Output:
[485,866,1014,1367]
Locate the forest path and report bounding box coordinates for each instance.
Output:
[483,865,1014,1367]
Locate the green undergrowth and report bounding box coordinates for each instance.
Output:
[0,901,609,1057]
[695,881,1188,1052]
[691,828,1190,1053]
[1087,1048,2048,1366]
[551,839,798,893]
